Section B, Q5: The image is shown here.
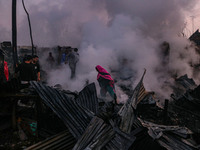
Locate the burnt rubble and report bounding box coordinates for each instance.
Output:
[0,72,200,149]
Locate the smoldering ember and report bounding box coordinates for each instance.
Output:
[1,1,200,150]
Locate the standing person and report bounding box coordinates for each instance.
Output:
[60,47,71,65]
[46,52,55,68]
[32,55,40,81]
[57,46,62,66]
[15,55,35,88]
[0,49,9,83]
[95,65,117,104]
[68,48,79,79]
[64,47,71,64]
[3,61,9,81]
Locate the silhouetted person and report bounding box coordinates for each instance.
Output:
[60,46,71,65]
[68,48,79,79]
[46,52,55,68]
[15,55,35,88]
[32,55,40,81]
[0,49,9,83]
[57,46,62,66]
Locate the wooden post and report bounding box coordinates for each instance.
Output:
[163,99,169,124]
[12,99,17,130]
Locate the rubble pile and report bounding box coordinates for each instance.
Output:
[27,71,200,149]
[0,71,200,150]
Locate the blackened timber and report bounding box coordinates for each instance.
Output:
[163,99,169,124]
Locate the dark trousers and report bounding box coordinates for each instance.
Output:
[69,63,76,79]
[100,85,117,104]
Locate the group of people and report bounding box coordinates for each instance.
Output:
[47,47,79,79]
[1,46,117,104]
[46,47,117,103]
[45,47,117,104]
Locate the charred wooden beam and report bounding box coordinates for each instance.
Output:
[163,99,169,124]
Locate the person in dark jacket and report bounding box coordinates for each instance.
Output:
[32,55,40,81]
[15,55,35,88]
[68,48,79,79]
[46,52,55,67]
[96,65,117,104]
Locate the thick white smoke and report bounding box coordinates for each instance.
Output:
[0,0,200,102]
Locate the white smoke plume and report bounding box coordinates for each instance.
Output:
[0,0,200,102]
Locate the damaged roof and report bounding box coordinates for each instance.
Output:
[28,70,199,150]
[30,81,94,139]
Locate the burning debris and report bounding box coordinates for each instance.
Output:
[1,68,200,150]
[0,53,200,149]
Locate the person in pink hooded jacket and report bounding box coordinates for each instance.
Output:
[0,49,9,82]
[96,65,117,104]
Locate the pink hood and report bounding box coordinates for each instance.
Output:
[96,65,113,81]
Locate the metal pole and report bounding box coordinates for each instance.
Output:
[12,0,18,68]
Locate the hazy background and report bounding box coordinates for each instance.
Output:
[0,0,200,102]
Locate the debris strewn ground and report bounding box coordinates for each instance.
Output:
[0,72,200,150]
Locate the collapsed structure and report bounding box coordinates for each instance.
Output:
[1,35,200,149]
[1,68,199,150]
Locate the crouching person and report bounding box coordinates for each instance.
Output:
[95,65,117,104]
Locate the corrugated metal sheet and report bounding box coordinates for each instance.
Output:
[141,120,199,150]
[73,116,139,150]
[103,122,137,150]
[30,81,94,139]
[73,116,115,150]
[118,69,146,133]
[175,74,196,90]
[76,83,99,115]
[26,129,76,150]
[28,73,199,150]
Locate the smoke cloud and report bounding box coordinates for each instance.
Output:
[0,0,199,102]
